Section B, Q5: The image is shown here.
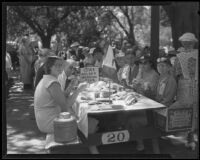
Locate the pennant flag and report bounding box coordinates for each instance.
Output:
[102,45,117,77]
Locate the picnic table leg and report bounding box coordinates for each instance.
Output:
[152,138,160,154]
[88,145,99,154]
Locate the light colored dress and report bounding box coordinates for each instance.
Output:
[18,44,33,84]
[6,52,13,78]
[172,48,198,131]
[34,75,61,133]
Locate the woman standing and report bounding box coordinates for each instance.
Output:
[18,37,34,90]
[171,32,198,150]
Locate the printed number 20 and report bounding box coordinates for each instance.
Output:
[107,132,125,143]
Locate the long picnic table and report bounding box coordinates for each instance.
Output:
[45,83,167,154]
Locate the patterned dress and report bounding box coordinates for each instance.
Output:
[172,49,198,131]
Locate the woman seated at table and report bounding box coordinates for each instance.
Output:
[131,55,159,100]
[34,56,99,154]
[156,56,177,106]
[127,55,159,152]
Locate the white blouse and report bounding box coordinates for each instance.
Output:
[34,75,61,133]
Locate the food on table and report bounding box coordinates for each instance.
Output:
[101,90,112,98]
[125,95,137,105]
[111,105,124,109]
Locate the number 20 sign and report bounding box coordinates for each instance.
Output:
[101,130,130,144]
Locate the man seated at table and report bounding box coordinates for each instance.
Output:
[117,48,139,88]
[57,58,100,154]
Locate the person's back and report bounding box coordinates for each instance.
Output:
[34,63,45,89]
[34,74,61,133]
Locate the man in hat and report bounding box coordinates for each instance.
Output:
[171,32,198,150]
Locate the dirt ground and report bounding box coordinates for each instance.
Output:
[5,71,199,158]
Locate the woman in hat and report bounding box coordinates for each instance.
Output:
[171,32,198,150]
[156,56,177,106]
[131,55,159,100]
[127,55,159,152]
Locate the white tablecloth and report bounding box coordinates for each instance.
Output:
[72,92,166,138]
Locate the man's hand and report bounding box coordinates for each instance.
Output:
[77,82,88,92]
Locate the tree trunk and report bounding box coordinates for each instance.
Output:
[162,2,199,50]
[150,6,160,71]
[40,35,51,49]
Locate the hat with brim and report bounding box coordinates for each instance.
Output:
[138,55,152,63]
[89,47,96,54]
[70,42,80,48]
[178,33,198,42]
[157,56,172,66]
[83,47,90,52]
[168,50,177,56]
[115,51,125,58]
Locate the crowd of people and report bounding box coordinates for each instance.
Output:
[6,32,198,153]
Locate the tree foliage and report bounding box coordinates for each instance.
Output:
[7,5,181,51]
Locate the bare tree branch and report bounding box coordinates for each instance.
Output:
[13,7,43,35]
[108,10,129,37]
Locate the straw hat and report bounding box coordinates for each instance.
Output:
[178,33,198,42]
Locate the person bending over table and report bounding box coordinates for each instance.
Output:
[34,56,99,154]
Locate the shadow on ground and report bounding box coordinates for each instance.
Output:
[6,74,46,154]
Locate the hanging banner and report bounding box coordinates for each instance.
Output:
[80,67,99,83]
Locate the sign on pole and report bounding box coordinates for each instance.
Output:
[80,67,99,83]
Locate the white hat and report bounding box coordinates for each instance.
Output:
[70,42,80,48]
[178,33,198,42]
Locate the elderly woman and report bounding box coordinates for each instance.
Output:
[57,59,79,93]
[57,58,100,154]
[171,32,198,150]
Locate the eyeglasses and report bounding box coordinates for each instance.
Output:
[157,57,168,63]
